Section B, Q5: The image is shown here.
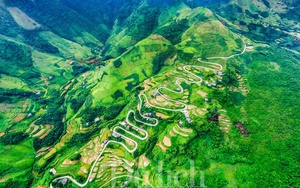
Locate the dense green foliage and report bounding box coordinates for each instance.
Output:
[83,106,105,123]
[21,30,59,54]
[0,40,41,84]
[68,128,99,146]
[1,0,300,187]
[0,88,34,103]
[144,136,158,158]
[113,59,123,68]
[33,122,65,151]
[0,132,27,145]
[156,19,190,44]
[104,105,126,120]
[152,46,176,74]
[125,6,160,42]
[72,65,91,76]
[113,90,124,100]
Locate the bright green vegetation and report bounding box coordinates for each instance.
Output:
[0,0,299,188]
[91,36,175,104]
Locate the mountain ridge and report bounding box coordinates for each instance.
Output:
[0,1,299,187]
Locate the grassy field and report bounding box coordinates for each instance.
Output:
[0,74,29,90]
[31,50,65,76]
[177,19,243,58]
[0,139,35,185]
[7,7,41,30]
[91,35,174,105]
[39,31,93,59]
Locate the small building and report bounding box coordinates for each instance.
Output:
[187,118,192,123]
[145,104,150,108]
[50,168,57,175]
[205,98,209,102]
[207,84,211,87]
[185,114,192,123]
[152,92,158,97]
[82,82,87,89]
[27,113,33,118]
[86,122,90,126]
[103,139,109,144]
[58,178,67,186]
[143,113,153,117]
[218,71,223,76]
[181,109,188,114]
[68,60,75,65]
[119,122,127,126]
[205,81,209,85]
[112,132,120,138]
[179,120,184,126]
[94,117,100,122]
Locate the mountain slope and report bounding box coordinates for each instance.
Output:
[0,0,299,188]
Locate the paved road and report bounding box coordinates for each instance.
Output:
[50,35,246,188]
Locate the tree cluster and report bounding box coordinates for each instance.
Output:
[0,132,27,145]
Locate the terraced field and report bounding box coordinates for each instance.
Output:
[50,36,246,187]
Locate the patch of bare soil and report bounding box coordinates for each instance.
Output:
[156,142,167,152]
[173,125,189,137]
[32,129,45,137]
[163,136,171,147]
[197,90,207,97]
[150,34,167,41]
[207,113,219,122]
[80,166,88,174]
[61,159,78,167]
[188,105,197,110]
[12,113,25,122]
[142,155,150,167]
[156,112,169,119]
[169,130,176,137]
[179,127,193,133]
[39,125,53,139]
[0,175,8,183]
[30,126,39,134]
[234,122,250,135]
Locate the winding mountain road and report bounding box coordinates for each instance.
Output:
[50,36,246,188]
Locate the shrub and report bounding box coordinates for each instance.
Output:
[33,122,65,151]
[0,132,27,145]
[113,59,122,68]
[152,46,176,74]
[104,104,126,120]
[113,90,124,100]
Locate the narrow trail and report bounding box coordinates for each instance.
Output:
[50,36,246,188]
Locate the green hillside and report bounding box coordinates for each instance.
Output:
[0,0,299,187]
